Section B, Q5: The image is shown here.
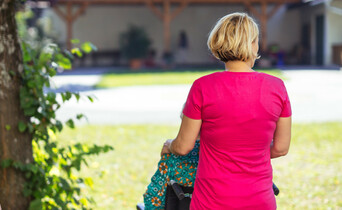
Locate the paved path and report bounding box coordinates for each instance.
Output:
[53,70,342,125]
[284,70,342,123]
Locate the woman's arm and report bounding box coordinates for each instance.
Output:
[161,115,201,156]
[271,116,292,158]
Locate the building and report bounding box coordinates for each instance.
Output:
[38,0,342,67]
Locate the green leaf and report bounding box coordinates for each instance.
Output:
[66,119,75,129]
[65,91,72,100]
[29,199,42,210]
[87,96,94,103]
[63,50,74,60]
[71,48,83,57]
[74,93,80,101]
[56,53,72,70]
[0,159,13,168]
[76,114,84,120]
[47,92,56,101]
[9,70,16,76]
[24,188,33,197]
[79,198,88,206]
[48,66,57,77]
[28,164,38,174]
[13,162,25,170]
[5,125,11,131]
[56,120,63,132]
[61,91,72,102]
[27,80,35,88]
[18,121,27,133]
[84,177,94,188]
[71,39,80,44]
[38,51,52,67]
[81,42,97,53]
[24,108,35,116]
[104,145,114,152]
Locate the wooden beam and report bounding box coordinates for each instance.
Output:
[244,1,261,19]
[72,2,89,20]
[145,0,163,20]
[163,0,171,52]
[170,0,189,21]
[66,2,73,50]
[56,0,301,5]
[53,2,89,50]
[268,3,282,19]
[260,1,267,52]
[244,2,284,52]
[145,0,189,52]
[53,5,67,20]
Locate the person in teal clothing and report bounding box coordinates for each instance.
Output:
[143,108,200,209]
[143,140,199,210]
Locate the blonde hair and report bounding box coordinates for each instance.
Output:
[207,12,259,62]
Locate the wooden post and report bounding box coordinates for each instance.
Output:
[163,0,171,53]
[145,0,188,53]
[244,2,283,53]
[260,2,267,52]
[53,2,88,50]
[66,2,73,50]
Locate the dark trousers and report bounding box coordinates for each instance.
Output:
[165,186,194,210]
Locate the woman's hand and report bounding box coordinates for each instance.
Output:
[160,139,173,157]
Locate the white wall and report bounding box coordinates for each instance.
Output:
[267,5,301,52]
[44,4,304,65]
[326,1,342,65]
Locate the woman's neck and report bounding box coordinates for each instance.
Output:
[225,60,254,72]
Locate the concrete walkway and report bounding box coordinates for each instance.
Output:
[52,70,342,125]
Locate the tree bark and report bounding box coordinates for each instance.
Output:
[0,0,33,209]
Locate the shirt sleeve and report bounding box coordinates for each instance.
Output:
[280,82,292,117]
[183,80,203,120]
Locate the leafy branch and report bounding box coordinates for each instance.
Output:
[1,9,113,210]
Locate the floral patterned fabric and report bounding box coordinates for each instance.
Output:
[143,140,200,210]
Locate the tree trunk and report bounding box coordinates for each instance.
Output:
[0,0,33,209]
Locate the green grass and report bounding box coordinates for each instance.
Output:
[96,69,284,88]
[56,122,342,209]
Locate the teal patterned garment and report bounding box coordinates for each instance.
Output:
[143,140,200,210]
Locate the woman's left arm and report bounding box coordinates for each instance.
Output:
[161,115,201,156]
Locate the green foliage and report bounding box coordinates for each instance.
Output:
[0,10,113,209]
[120,25,151,59]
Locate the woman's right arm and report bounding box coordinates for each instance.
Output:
[271,116,292,158]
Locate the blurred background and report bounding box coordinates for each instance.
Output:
[26,0,342,68]
[16,0,342,209]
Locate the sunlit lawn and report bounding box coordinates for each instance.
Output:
[96,69,284,88]
[56,122,342,210]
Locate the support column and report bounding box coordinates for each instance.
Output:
[66,2,73,50]
[163,0,171,52]
[244,2,283,52]
[260,2,267,52]
[145,0,189,53]
[53,2,88,50]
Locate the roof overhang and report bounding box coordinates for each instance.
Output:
[54,0,302,6]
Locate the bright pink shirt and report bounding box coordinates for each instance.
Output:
[183,71,291,210]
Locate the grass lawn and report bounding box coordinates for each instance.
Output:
[96,69,284,88]
[56,122,342,210]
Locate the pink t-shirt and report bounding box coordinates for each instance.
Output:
[183,71,291,210]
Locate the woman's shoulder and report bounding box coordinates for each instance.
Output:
[194,71,225,84]
[258,72,285,85]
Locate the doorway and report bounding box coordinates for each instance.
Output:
[315,15,324,65]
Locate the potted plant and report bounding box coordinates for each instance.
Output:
[119,25,151,69]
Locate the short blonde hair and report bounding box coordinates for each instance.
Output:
[207,12,259,62]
